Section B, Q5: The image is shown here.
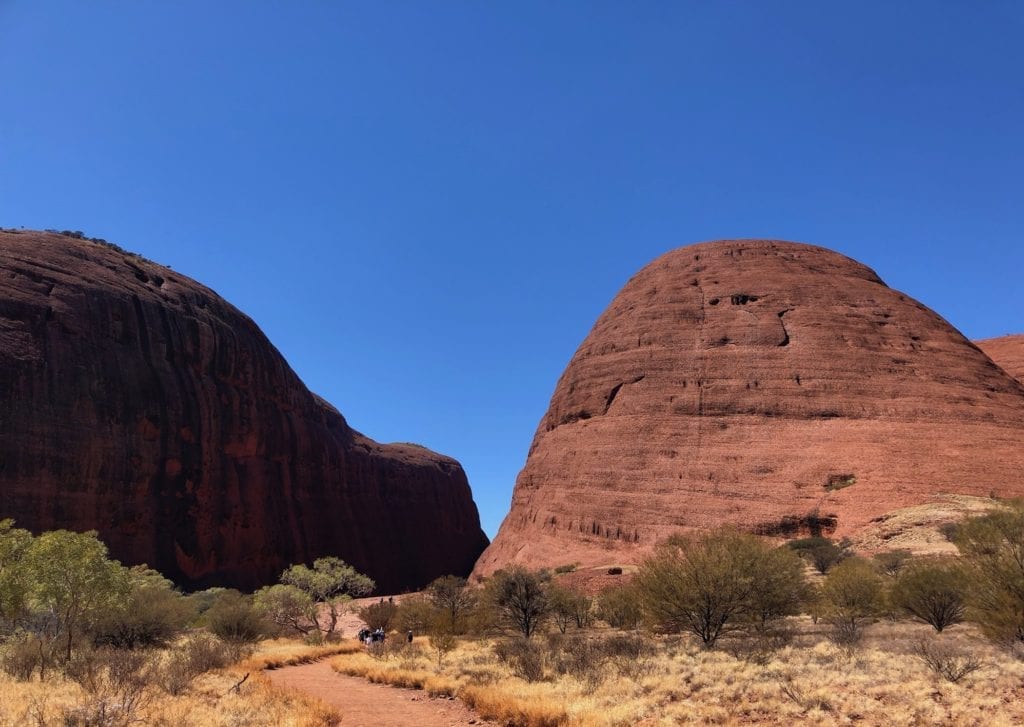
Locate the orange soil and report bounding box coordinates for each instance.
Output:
[265,660,492,727]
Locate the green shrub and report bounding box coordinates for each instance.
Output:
[91,567,194,649]
[874,549,914,577]
[493,637,545,682]
[549,585,592,633]
[955,502,1024,645]
[359,600,399,632]
[203,591,267,644]
[484,567,551,639]
[820,557,885,647]
[636,529,808,648]
[595,584,643,630]
[891,560,966,632]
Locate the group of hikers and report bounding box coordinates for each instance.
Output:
[357,626,415,646]
[357,627,386,644]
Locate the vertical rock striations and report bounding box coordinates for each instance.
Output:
[0,230,488,592]
[475,240,1024,577]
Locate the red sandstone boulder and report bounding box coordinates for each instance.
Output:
[474,240,1024,578]
[976,334,1024,385]
[0,230,488,592]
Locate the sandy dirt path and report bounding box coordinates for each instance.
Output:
[265,660,492,727]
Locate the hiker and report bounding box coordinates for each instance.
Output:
[406,629,413,644]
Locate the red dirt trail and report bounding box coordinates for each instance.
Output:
[265,660,493,727]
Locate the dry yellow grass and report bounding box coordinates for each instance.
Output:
[0,640,342,727]
[329,620,1024,726]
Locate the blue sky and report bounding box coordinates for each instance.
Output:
[1,2,1021,538]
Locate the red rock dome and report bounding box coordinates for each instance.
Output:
[0,230,488,592]
[976,334,1024,385]
[474,240,1024,577]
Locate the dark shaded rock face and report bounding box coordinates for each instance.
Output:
[474,240,1024,578]
[0,231,488,592]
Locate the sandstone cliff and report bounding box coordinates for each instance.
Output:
[475,240,1024,577]
[976,334,1024,385]
[0,230,488,592]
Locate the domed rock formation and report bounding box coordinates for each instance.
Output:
[0,230,488,592]
[474,240,1024,577]
[976,334,1024,385]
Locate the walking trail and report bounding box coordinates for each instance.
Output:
[265,660,492,727]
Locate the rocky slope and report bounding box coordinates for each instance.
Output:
[475,240,1024,577]
[976,334,1024,385]
[0,230,488,592]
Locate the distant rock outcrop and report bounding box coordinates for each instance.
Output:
[0,230,488,592]
[976,334,1024,385]
[474,240,1024,577]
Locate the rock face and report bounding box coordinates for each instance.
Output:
[0,230,488,592]
[475,240,1024,577]
[976,335,1024,385]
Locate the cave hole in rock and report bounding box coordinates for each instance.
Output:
[730,293,759,305]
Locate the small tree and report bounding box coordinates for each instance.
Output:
[820,557,885,646]
[25,530,130,664]
[395,596,442,635]
[548,585,591,634]
[359,600,398,631]
[596,583,643,630]
[637,529,805,648]
[0,520,33,628]
[955,502,1024,645]
[486,567,550,639]
[891,560,966,632]
[744,546,810,635]
[262,557,375,639]
[426,576,476,634]
[253,584,316,636]
[874,549,914,578]
[91,566,194,648]
[204,590,267,644]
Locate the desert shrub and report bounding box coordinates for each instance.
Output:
[429,631,457,668]
[394,596,442,635]
[493,637,545,682]
[787,536,852,574]
[874,549,914,577]
[63,646,156,725]
[359,600,399,632]
[484,567,551,639]
[549,584,592,633]
[820,557,885,647]
[637,529,807,648]
[938,521,961,542]
[595,583,643,630]
[955,502,1024,646]
[91,567,194,649]
[549,633,605,687]
[0,631,46,680]
[891,559,966,632]
[596,632,657,678]
[160,632,239,695]
[203,590,267,643]
[744,546,810,634]
[426,575,476,634]
[913,638,983,683]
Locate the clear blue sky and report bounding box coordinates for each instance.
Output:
[2,2,1021,539]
